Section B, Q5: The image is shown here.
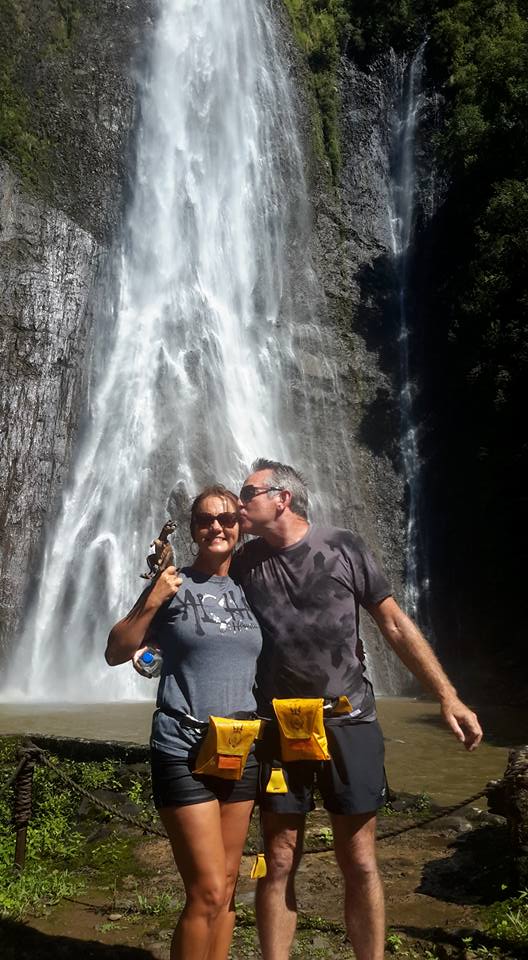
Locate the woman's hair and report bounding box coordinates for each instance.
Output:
[189,484,239,541]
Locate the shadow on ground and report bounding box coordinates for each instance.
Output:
[419,823,513,905]
[394,923,528,959]
[0,920,155,960]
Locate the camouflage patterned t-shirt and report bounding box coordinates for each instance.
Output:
[232,525,391,721]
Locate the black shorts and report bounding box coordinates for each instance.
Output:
[257,719,386,816]
[150,747,259,809]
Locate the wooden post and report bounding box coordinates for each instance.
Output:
[14,823,28,873]
[13,744,37,873]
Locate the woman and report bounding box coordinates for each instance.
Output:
[105,485,263,960]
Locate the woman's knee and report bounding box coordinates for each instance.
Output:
[186,878,227,918]
[225,862,241,898]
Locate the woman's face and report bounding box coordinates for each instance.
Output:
[192,495,239,561]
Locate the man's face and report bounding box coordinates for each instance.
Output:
[238,470,282,535]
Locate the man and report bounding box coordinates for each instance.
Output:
[233,458,482,960]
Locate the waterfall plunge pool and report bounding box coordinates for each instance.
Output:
[0,698,522,806]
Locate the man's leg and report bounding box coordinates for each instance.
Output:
[330,811,385,960]
[255,812,305,960]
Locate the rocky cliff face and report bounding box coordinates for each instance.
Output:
[283,36,439,691]
[0,0,155,656]
[0,165,97,653]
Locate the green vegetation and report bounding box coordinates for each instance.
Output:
[312,824,333,843]
[281,1,431,176]
[0,746,152,919]
[418,1,528,662]
[485,889,528,948]
[285,1,527,666]
[282,0,347,177]
[385,890,528,958]
[0,0,82,186]
[0,864,82,921]
[135,891,178,916]
[0,1,48,181]
[386,936,441,959]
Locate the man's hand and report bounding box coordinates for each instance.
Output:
[369,597,483,751]
[440,695,483,751]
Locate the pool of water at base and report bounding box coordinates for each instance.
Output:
[0,697,525,806]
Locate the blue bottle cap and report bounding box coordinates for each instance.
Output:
[141,651,154,664]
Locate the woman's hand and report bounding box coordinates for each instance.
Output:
[105,567,182,667]
[148,566,182,608]
[132,645,158,677]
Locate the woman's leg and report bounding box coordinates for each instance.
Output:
[159,800,228,960]
[205,799,254,960]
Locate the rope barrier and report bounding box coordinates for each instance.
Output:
[0,755,30,797]
[36,751,167,838]
[3,739,489,869]
[378,788,487,842]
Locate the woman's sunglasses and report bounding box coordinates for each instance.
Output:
[239,485,284,503]
[195,512,239,528]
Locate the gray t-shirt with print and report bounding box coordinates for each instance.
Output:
[149,568,263,757]
[232,525,391,721]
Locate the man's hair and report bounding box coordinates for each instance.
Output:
[251,458,308,519]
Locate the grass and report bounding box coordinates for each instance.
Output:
[484,888,528,947]
[0,741,153,919]
[0,863,84,920]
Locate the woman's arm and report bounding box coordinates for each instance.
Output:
[105,566,182,666]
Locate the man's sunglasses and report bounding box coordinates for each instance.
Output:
[239,485,284,503]
[195,512,239,528]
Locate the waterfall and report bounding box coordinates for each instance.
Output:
[388,43,430,626]
[2,0,356,702]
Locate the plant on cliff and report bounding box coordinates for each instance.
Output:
[281,0,433,176]
[0,1,47,180]
[0,0,82,187]
[283,0,349,178]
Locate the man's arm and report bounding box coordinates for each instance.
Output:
[367,596,483,751]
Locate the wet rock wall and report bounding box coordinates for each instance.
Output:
[0,0,155,656]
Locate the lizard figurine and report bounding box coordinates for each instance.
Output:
[140,519,177,580]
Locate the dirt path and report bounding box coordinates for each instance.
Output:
[1,802,512,960]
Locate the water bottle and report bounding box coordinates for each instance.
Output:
[136,647,162,678]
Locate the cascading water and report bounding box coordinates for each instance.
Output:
[2,0,356,702]
[388,43,430,627]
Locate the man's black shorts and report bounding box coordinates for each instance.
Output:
[150,747,258,809]
[257,719,386,815]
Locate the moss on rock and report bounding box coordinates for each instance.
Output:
[283,0,348,180]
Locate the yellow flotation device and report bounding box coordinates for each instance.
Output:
[194,716,262,780]
[250,853,267,879]
[272,698,331,762]
[266,767,288,793]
